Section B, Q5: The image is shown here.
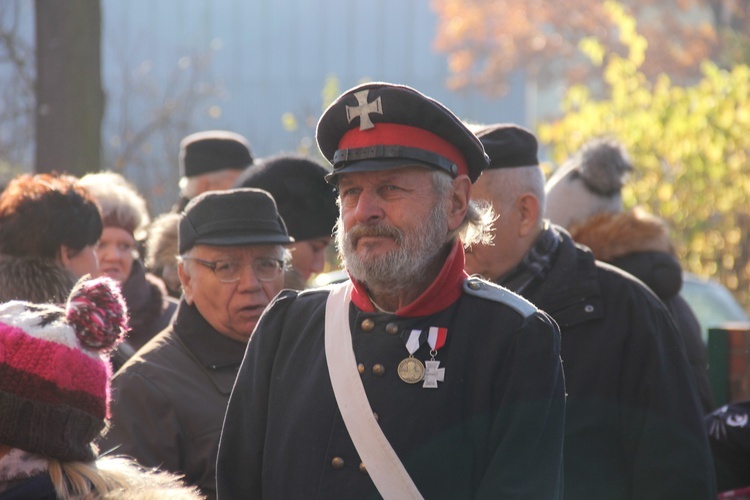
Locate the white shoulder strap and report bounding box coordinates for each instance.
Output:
[325,281,424,500]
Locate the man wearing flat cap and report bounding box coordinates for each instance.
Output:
[103,188,293,499]
[234,154,339,290]
[464,123,716,499]
[173,130,253,212]
[217,83,566,499]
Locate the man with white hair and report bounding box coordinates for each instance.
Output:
[217,83,566,499]
[465,123,716,499]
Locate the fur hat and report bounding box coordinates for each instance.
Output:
[545,138,633,229]
[0,277,129,462]
[79,171,151,240]
[179,130,253,178]
[234,154,338,241]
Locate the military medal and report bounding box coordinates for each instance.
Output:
[398,329,425,383]
[422,327,447,388]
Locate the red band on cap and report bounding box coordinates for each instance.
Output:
[338,123,468,177]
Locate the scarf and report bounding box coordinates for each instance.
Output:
[499,222,560,294]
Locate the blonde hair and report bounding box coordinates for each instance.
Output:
[48,457,202,499]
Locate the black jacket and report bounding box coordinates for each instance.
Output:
[570,210,714,412]
[511,226,716,500]
[101,300,246,499]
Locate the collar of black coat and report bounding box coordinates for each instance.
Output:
[349,240,468,317]
[172,299,246,374]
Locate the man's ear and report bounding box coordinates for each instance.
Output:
[178,261,194,305]
[517,193,540,237]
[447,175,471,232]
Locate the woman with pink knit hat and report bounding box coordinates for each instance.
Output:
[0,277,200,499]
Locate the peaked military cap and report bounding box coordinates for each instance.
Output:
[316,82,489,183]
[474,123,539,169]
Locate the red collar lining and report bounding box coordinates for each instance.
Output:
[350,241,467,317]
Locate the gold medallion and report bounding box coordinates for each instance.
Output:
[398,356,425,384]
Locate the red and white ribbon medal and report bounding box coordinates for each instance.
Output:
[423,327,447,389]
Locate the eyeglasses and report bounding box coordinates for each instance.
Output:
[182,257,284,283]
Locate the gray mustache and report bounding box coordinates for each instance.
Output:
[347,224,403,246]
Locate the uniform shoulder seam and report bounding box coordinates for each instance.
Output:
[463,277,537,318]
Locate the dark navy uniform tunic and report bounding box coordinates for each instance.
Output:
[218,246,566,499]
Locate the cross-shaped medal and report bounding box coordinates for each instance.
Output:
[346,90,382,130]
[422,360,445,388]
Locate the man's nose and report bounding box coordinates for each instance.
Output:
[354,190,384,224]
[236,263,262,289]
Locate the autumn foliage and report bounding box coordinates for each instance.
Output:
[431,0,748,95]
[538,2,750,309]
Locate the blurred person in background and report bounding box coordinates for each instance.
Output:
[545,137,713,413]
[173,130,253,212]
[465,124,716,499]
[79,171,178,372]
[102,188,292,499]
[0,173,101,280]
[145,211,183,299]
[0,277,201,499]
[234,153,338,289]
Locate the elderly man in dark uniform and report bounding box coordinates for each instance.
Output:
[102,188,293,499]
[217,83,566,499]
[465,124,716,499]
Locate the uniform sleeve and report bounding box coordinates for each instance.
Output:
[477,311,566,500]
[216,290,296,499]
[99,368,184,472]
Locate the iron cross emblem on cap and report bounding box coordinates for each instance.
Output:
[345,90,383,130]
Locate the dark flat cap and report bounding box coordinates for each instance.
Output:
[179,188,293,254]
[179,130,253,178]
[474,123,539,169]
[316,82,489,183]
[234,154,338,241]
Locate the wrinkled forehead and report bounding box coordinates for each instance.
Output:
[336,163,436,188]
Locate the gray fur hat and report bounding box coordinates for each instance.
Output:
[545,138,633,228]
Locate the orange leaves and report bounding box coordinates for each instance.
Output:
[431,0,743,96]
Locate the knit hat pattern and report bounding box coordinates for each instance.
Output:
[0,277,129,462]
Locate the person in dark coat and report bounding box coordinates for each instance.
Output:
[101,188,293,499]
[217,83,566,499]
[545,138,714,413]
[465,124,716,499]
[234,154,339,290]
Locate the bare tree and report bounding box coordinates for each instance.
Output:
[0,1,34,184]
[34,0,103,176]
